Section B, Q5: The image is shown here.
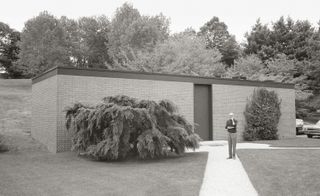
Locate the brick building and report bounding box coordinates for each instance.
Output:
[32,66,296,153]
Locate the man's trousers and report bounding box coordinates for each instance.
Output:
[228,132,237,158]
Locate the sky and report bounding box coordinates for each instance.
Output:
[1,0,319,42]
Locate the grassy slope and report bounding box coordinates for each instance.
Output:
[238,149,320,196]
[0,79,208,196]
[0,79,46,151]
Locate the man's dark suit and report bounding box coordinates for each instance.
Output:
[225,118,237,158]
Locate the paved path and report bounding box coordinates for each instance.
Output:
[197,144,258,196]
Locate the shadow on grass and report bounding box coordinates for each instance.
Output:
[0,134,9,153]
[77,150,206,164]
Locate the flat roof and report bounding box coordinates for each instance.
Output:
[32,66,294,89]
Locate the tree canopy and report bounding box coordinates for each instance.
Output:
[15,11,72,77]
[0,22,21,77]
[1,3,320,106]
[198,16,240,66]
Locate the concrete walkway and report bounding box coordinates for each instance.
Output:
[196,143,258,196]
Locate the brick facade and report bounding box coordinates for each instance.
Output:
[56,75,194,152]
[32,75,57,152]
[31,67,295,153]
[211,84,296,140]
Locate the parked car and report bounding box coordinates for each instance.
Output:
[296,119,304,135]
[303,120,320,138]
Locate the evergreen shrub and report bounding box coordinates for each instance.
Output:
[243,88,281,141]
[65,95,201,161]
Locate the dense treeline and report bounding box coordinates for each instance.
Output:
[0,3,320,111]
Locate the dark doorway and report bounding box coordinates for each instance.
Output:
[194,84,212,140]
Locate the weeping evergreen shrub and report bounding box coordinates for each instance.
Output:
[243,88,281,141]
[65,95,201,161]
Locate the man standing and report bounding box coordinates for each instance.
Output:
[225,112,237,159]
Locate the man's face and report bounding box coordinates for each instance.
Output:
[230,114,234,119]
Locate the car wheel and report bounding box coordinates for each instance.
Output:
[296,128,299,135]
[307,134,313,138]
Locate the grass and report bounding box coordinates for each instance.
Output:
[0,79,41,151]
[0,134,9,152]
[238,149,320,196]
[0,79,31,135]
[0,151,208,196]
[0,79,208,195]
[245,137,320,147]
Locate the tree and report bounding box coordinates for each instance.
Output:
[305,26,320,94]
[108,3,169,66]
[199,16,230,49]
[245,17,318,61]
[130,34,225,77]
[226,54,265,80]
[61,16,112,68]
[220,36,240,66]
[244,19,274,61]
[243,88,281,141]
[0,22,21,78]
[199,16,240,66]
[16,11,71,77]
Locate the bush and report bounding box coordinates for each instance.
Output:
[243,88,281,141]
[65,95,200,161]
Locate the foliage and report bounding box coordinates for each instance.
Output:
[198,16,240,65]
[0,22,22,78]
[60,16,113,69]
[226,54,265,80]
[244,17,319,61]
[243,17,320,94]
[130,34,225,77]
[108,3,170,66]
[65,95,200,161]
[305,58,320,94]
[243,88,281,141]
[15,11,72,77]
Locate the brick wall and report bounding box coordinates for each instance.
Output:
[31,75,57,152]
[31,71,295,152]
[56,75,194,152]
[211,84,296,141]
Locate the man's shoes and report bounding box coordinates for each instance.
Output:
[227,157,232,159]
[232,155,236,159]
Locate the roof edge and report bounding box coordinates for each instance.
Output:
[32,66,58,84]
[31,66,295,89]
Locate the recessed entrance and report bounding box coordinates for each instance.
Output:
[194,84,212,140]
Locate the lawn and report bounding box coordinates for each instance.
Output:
[0,151,207,196]
[0,79,208,196]
[0,79,31,136]
[0,79,37,151]
[238,149,320,196]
